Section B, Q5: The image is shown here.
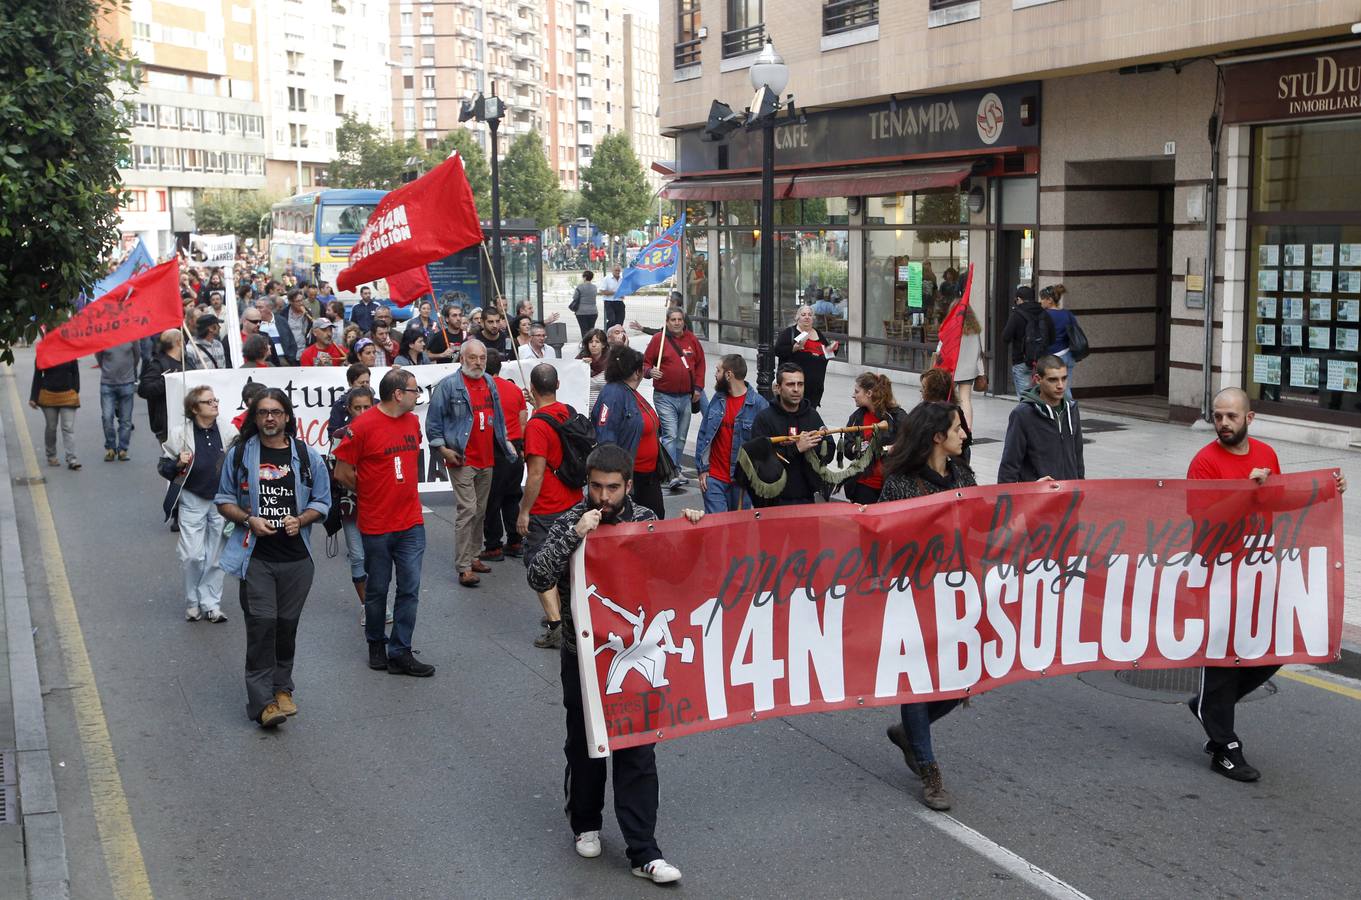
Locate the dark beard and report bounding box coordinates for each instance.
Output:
[713,375,730,394]
[1217,424,1248,448]
[587,494,625,524]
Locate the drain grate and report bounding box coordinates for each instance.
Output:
[1078,668,1278,704]
[0,750,14,824]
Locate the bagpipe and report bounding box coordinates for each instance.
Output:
[736,421,890,501]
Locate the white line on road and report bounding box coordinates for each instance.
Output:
[916,810,1094,900]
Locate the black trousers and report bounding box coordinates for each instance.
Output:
[560,646,661,867]
[631,469,666,520]
[575,313,597,337]
[239,556,314,722]
[483,442,525,551]
[603,301,625,330]
[844,481,881,505]
[1193,664,1280,748]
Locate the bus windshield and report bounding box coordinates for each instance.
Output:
[318,204,376,239]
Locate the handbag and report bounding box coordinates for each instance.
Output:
[654,443,678,484]
[972,372,988,392]
[568,288,581,313]
[1067,315,1090,362]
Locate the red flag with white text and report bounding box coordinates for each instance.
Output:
[386,265,434,307]
[935,262,975,377]
[336,153,483,292]
[36,259,183,368]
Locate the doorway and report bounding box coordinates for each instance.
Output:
[991,228,1034,392]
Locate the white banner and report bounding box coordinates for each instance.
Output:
[165,359,594,493]
[191,233,244,368]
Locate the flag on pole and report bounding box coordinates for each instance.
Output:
[79,239,155,310]
[613,214,686,303]
[37,260,184,369]
[386,266,434,307]
[935,263,975,377]
[336,153,484,293]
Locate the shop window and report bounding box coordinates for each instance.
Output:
[1254,119,1361,214]
[862,224,969,372]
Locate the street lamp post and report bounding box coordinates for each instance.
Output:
[748,40,791,399]
[460,90,506,294]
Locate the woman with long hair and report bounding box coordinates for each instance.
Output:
[577,327,609,410]
[393,327,430,366]
[838,373,906,504]
[592,344,666,518]
[878,401,975,813]
[938,295,985,429]
[1040,284,1077,399]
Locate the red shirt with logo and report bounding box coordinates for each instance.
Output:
[494,376,527,441]
[463,376,495,469]
[707,393,745,483]
[524,402,579,515]
[332,407,423,535]
[635,391,660,475]
[300,343,346,366]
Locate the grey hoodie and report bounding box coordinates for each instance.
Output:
[96,342,139,385]
[997,385,1085,483]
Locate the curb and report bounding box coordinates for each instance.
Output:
[1323,641,1361,682]
[0,376,70,899]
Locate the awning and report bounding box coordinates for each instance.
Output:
[660,163,971,202]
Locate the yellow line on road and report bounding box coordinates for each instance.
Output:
[4,370,153,899]
[1279,668,1361,702]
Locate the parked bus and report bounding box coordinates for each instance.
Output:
[269,189,386,300]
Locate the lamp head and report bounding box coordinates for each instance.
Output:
[701,100,742,142]
[749,38,789,95]
[458,93,482,123]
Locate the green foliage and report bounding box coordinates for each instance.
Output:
[800,252,850,293]
[580,134,651,249]
[420,127,491,216]
[559,189,584,224]
[328,119,491,216]
[0,0,136,360]
[500,130,560,229]
[916,191,965,245]
[195,190,277,242]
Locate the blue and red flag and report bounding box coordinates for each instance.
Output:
[614,214,685,302]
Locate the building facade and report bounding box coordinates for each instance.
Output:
[624,11,667,195]
[659,0,1361,445]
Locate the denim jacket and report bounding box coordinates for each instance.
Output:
[426,369,515,458]
[694,384,768,479]
[215,436,332,579]
[591,381,643,455]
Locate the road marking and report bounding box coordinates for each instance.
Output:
[1279,667,1361,701]
[4,372,153,899]
[912,809,1094,899]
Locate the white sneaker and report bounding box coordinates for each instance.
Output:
[574,830,602,858]
[185,606,202,622]
[205,609,228,623]
[632,859,681,884]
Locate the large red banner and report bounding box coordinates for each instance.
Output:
[36,259,183,368]
[571,472,1343,757]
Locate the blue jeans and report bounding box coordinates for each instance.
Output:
[361,525,425,655]
[899,699,962,765]
[654,391,693,476]
[342,518,365,582]
[1058,351,1077,401]
[1010,362,1032,399]
[702,476,746,513]
[100,382,135,451]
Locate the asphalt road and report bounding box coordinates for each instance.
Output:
[5,350,1361,899]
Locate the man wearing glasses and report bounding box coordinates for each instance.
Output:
[332,370,436,677]
[159,385,237,624]
[217,389,332,727]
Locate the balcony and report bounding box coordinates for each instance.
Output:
[823,0,877,35]
[674,38,700,69]
[722,23,764,58]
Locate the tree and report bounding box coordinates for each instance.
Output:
[328,115,409,189]
[580,134,651,258]
[421,127,490,216]
[559,189,584,224]
[0,0,135,360]
[195,190,276,242]
[500,130,560,229]
[916,191,965,245]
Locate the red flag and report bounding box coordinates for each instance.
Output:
[336,153,483,292]
[36,259,183,369]
[935,262,975,377]
[385,266,434,307]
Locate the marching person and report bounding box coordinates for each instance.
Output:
[1184,387,1347,781]
[30,358,83,470]
[527,444,702,884]
[774,305,839,410]
[427,304,468,362]
[643,308,705,491]
[97,339,140,461]
[332,369,435,677]
[746,364,834,508]
[518,322,558,361]
[300,319,346,366]
[161,385,237,623]
[694,354,766,513]
[937,294,985,429]
[838,373,908,505]
[593,345,666,518]
[426,340,517,587]
[480,350,528,563]
[572,269,599,337]
[139,330,185,443]
[879,401,975,810]
[328,385,392,626]
[599,262,625,330]
[997,354,1084,484]
[999,285,1053,399]
[215,388,331,728]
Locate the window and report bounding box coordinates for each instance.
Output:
[420,10,433,31]
[404,103,415,127]
[132,21,150,39]
[134,145,156,169]
[245,115,263,136]
[400,11,411,28]
[723,0,764,57]
[333,25,346,46]
[423,103,437,127]
[333,59,345,81]
[578,97,592,111]
[289,123,309,147]
[182,148,203,172]
[928,0,981,27]
[334,94,345,114]
[823,0,877,34]
[181,108,202,131]
[288,86,307,111]
[423,74,435,91]
[123,190,147,212]
[158,146,182,170]
[203,111,222,133]
[286,50,303,74]
[135,103,155,125]
[404,74,414,89]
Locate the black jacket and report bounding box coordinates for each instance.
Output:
[999,300,1054,365]
[774,326,830,407]
[997,387,1085,483]
[749,399,834,505]
[880,457,977,502]
[30,360,81,403]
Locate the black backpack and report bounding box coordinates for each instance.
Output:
[530,406,595,490]
[1022,311,1050,366]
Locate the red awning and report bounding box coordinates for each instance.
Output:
[661,164,971,202]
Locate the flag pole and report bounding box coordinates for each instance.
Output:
[479,242,527,384]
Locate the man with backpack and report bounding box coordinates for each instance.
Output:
[517,363,593,649]
[999,285,1055,399]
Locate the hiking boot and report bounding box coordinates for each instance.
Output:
[632,859,682,884]
[387,650,435,677]
[368,641,389,670]
[104,449,116,461]
[920,763,952,811]
[274,691,298,716]
[886,723,921,776]
[503,543,524,558]
[574,830,602,858]
[534,620,563,650]
[1210,741,1260,782]
[478,547,504,562]
[258,702,286,728]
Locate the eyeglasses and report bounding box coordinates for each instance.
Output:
[394,387,420,396]
[198,398,219,406]
[256,408,286,419]
[244,318,262,323]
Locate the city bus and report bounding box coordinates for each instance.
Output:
[268,188,386,300]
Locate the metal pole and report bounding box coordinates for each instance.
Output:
[489,119,504,302]
[756,120,776,400]
[1200,113,1222,421]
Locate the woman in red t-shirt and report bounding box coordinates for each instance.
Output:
[594,345,666,518]
[839,372,907,504]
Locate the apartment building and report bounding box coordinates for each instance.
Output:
[257,0,393,195]
[624,11,667,195]
[105,0,269,258]
[660,0,1361,445]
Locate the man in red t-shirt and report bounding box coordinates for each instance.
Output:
[517,363,583,649]
[480,350,529,562]
[644,309,705,491]
[299,320,346,366]
[1185,387,1346,782]
[332,368,435,677]
[695,354,768,513]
